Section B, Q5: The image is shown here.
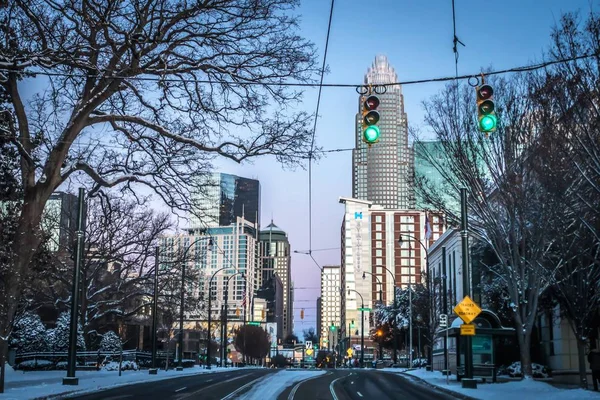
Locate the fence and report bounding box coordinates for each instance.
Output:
[14,350,179,370]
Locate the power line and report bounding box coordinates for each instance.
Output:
[308,0,336,256]
[2,51,597,89]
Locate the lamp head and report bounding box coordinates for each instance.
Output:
[362,272,366,279]
[398,235,404,244]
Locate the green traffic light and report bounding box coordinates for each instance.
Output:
[363,125,380,143]
[479,115,497,132]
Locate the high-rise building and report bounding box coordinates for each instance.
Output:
[190,172,260,231]
[159,216,258,323]
[352,55,415,209]
[42,192,79,253]
[414,140,459,212]
[319,265,341,350]
[258,221,293,338]
[316,297,322,346]
[338,197,445,345]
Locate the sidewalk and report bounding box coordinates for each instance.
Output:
[381,368,600,400]
[2,364,246,400]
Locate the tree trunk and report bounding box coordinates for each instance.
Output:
[516,326,533,378]
[577,337,589,390]
[0,338,6,393]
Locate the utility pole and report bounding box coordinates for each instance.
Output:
[461,188,475,388]
[442,246,448,376]
[177,257,186,371]
[150,246,159,374]
[63,188,85,386]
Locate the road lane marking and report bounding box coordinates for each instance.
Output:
[329,375,347,400]
[221,373,269,400]
[176,372,253,400]
[175,387,187,392]
[288,372,332,400]
[357,391,364,397]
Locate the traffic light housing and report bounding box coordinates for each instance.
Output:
[476,84,497,134]
[300,309,304,320]
[261,309,265,319]
[362,95,380,145]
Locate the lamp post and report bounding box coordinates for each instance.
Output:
[378,265,398,363]
[398,233,431,367]
[150,246,159,375]
[347,289,365,368]
[207,265,232,370]
[222,271,245,367]
[362,271,383,302]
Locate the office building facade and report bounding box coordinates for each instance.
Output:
[352,55,415,209]
[319,265,341,350]
[258,221,293,338]
[190,172,260,231]
[338,197,445,344]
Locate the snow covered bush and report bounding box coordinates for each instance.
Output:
[10,311,47,353]
[15,359,54,371]
[102,360,139,371]
[99,331,122,353]
[47,312,86,352]
[505,361,550,378]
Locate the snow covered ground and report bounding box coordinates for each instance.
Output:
[237,370,326,400]
[3,364,249,400]
[383,368,600,400]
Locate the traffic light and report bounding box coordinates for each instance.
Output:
[300,309,304,320]
[261,309,265,319]
[362,95,381,145]
[235,308,240,317]
[476,84,497,134]
[330,324,336,331]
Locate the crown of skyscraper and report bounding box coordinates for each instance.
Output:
[364,54,398,85]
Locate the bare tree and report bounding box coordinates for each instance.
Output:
[0,0,319,378]
[415,73,566,377]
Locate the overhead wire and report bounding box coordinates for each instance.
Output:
[2,50,597,89]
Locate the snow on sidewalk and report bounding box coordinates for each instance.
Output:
[2,364,251,400]
[238,370,326,400]
[386,368,600,400]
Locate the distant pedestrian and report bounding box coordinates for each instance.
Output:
[588,347,600,391]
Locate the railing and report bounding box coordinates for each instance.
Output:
[14,350,178,370]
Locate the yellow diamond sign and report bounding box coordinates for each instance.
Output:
[306,348,314,356]
[454,295,482,324]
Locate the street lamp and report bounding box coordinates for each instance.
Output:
[347,289,365,368]
[362,271,383,302]
[398,233,431,368]
[376,265,399,363]
[221,271,246,367]
[207,265,234,370]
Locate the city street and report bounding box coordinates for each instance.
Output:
[65,369,462,400]
[278,370,461,400]
[67,368,276,400]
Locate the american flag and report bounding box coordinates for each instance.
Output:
[424,213,432,240]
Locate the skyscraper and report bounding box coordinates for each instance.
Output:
[319,265,341,350]
[190,172,260,231]
[258,221,293,338]
[352,55,415,209]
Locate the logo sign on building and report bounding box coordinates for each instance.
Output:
[354,212,362,219]
[305,341,312,350]
[460,323,476,336]
[453,296,482,324]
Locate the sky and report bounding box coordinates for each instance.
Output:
[206,0,598,338]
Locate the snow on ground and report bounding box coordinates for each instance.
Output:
[383,368,600,400]
[238,369,326,400]
[3,364,255,400]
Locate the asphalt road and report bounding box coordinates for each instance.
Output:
[278,369,462,400]
[66,368,275,400]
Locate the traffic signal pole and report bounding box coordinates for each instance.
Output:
[461,188,475,388]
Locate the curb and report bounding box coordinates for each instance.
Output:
[395,371,479,400]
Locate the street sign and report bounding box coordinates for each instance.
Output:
[346,348,353,356]
[248,321,260,326]
[439,314,448,328]
[460,323,476,336]
[358,307,372,312]
[306,341,312,349]
[453,296,482,324]
[306,348,314,356]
